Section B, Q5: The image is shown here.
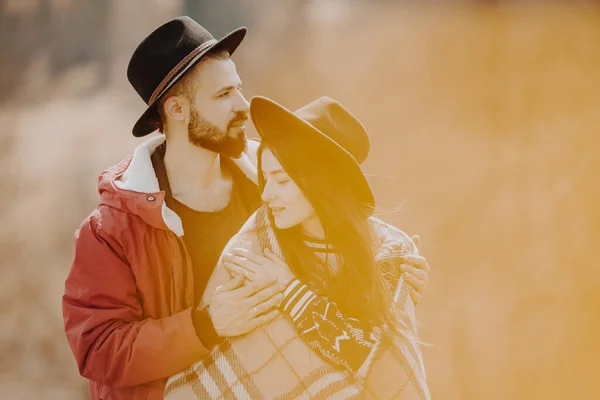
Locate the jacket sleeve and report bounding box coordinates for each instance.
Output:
[62,218,209,388]
[280,279,383,381]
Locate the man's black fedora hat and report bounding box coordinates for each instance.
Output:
[127,16,247,137]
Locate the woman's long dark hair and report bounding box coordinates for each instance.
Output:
[257,133,401,330]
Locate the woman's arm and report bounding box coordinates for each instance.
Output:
[223,247,420,380]
[279,279,382,380]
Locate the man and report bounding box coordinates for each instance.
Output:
[62,16,429,400]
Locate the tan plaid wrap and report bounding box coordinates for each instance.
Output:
[165,206,430,399]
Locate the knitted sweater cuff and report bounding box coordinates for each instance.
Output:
[192,307,224,349]
[281,279,318,323]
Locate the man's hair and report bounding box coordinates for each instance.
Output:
[155,50,230,133]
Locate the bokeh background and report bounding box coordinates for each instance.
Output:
[1,0,599,399]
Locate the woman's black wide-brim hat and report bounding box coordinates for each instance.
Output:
[250,96,376,216]
[127,16,247,137]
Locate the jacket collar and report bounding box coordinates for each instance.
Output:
[112,135,259,236]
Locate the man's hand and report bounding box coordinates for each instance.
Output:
[222,248,295,287]
[207,274,286,337]
[401,235,430,305]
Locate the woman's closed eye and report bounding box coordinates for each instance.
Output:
[262,172,292,185]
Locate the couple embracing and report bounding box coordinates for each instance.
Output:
[63,16,431,400]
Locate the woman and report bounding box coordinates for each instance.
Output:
[165,96,431,399]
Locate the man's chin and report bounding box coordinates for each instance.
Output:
[188,131,247,158]
[220,136,247,158]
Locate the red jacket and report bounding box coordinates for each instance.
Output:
[62,135,259,399]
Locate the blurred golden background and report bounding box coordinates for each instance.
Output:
[1,0,599,399]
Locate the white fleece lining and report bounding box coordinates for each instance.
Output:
[115,135,259,237]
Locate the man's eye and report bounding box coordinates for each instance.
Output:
[218,91,230,98]
[277,180,291,185]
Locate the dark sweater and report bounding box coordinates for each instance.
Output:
[152,144,262,348]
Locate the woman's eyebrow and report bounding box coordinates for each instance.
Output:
[263,169,287,176]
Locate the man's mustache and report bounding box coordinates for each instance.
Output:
[228,112,249,128]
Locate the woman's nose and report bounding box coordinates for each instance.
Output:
[261,179,275,202]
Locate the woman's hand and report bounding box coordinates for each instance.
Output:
[223,248,296,287]
[400,235,430,305]
[400,254,429,305]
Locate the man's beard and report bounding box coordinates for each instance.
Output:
[187,107,248,158]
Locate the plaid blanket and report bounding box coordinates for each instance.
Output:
[165,206,430,399]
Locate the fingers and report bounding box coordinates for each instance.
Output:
[246,282,286,306]
[401,254,430,272]
[411,289,422,305]
[400,264,428,281]
[411,235,420,250]
[249,292,284,316]
[216,273,244,292]
[231,248,269,265]
[249,309,280,330]
[237,277,278,298]
[223,253,260,273]
[404,273,425,296]
[226,267,242,279]
[225,263,257,282]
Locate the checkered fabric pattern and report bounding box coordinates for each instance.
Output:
[165,206,430,399]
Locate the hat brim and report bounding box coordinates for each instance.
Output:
[132,27,247,137]
[250,96,375,215]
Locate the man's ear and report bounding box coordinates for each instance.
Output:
[163,95,187,122]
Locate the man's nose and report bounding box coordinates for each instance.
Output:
[233,90,250,114]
